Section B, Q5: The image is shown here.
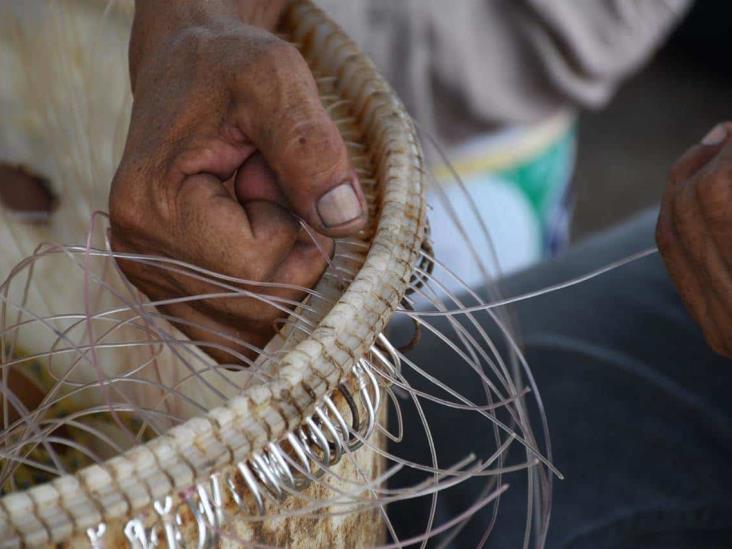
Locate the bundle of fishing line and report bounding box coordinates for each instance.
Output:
[0,0,558,546]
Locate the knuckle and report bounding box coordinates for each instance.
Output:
[172,26,209,51]
[230,33,304,79]
[228,35,316,120]
[696,170,732,226]
[257,38,304,68]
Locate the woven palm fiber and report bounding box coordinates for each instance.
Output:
[0,0,426,546]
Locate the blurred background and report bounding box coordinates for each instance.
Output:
[572,2,732,239]
[316,1,732,282]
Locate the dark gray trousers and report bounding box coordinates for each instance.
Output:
[387,209,732,548]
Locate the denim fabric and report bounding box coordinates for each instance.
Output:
[387,208,732,548]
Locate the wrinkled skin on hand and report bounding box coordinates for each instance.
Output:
[657,122,732,357]
[111,1,367,364]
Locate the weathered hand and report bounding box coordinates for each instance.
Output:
[657,123,732,356]
[110,1,366,363]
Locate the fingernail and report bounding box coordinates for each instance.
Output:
[317,182,362,227]
[701,124,727,146]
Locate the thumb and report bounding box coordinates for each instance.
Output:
[234,46,367,237]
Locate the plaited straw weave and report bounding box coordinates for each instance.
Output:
[0,0,426,546]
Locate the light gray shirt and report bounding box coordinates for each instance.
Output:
[316,0,691,142]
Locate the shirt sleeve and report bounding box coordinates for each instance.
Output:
[516,0,693,108]
[315,0,692,130]
[425,0,692,126]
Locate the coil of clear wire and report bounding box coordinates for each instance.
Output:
[83,334,400,549]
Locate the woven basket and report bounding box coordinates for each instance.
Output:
[0,0,426,546]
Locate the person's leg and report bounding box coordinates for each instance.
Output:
[387,208,732,548]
